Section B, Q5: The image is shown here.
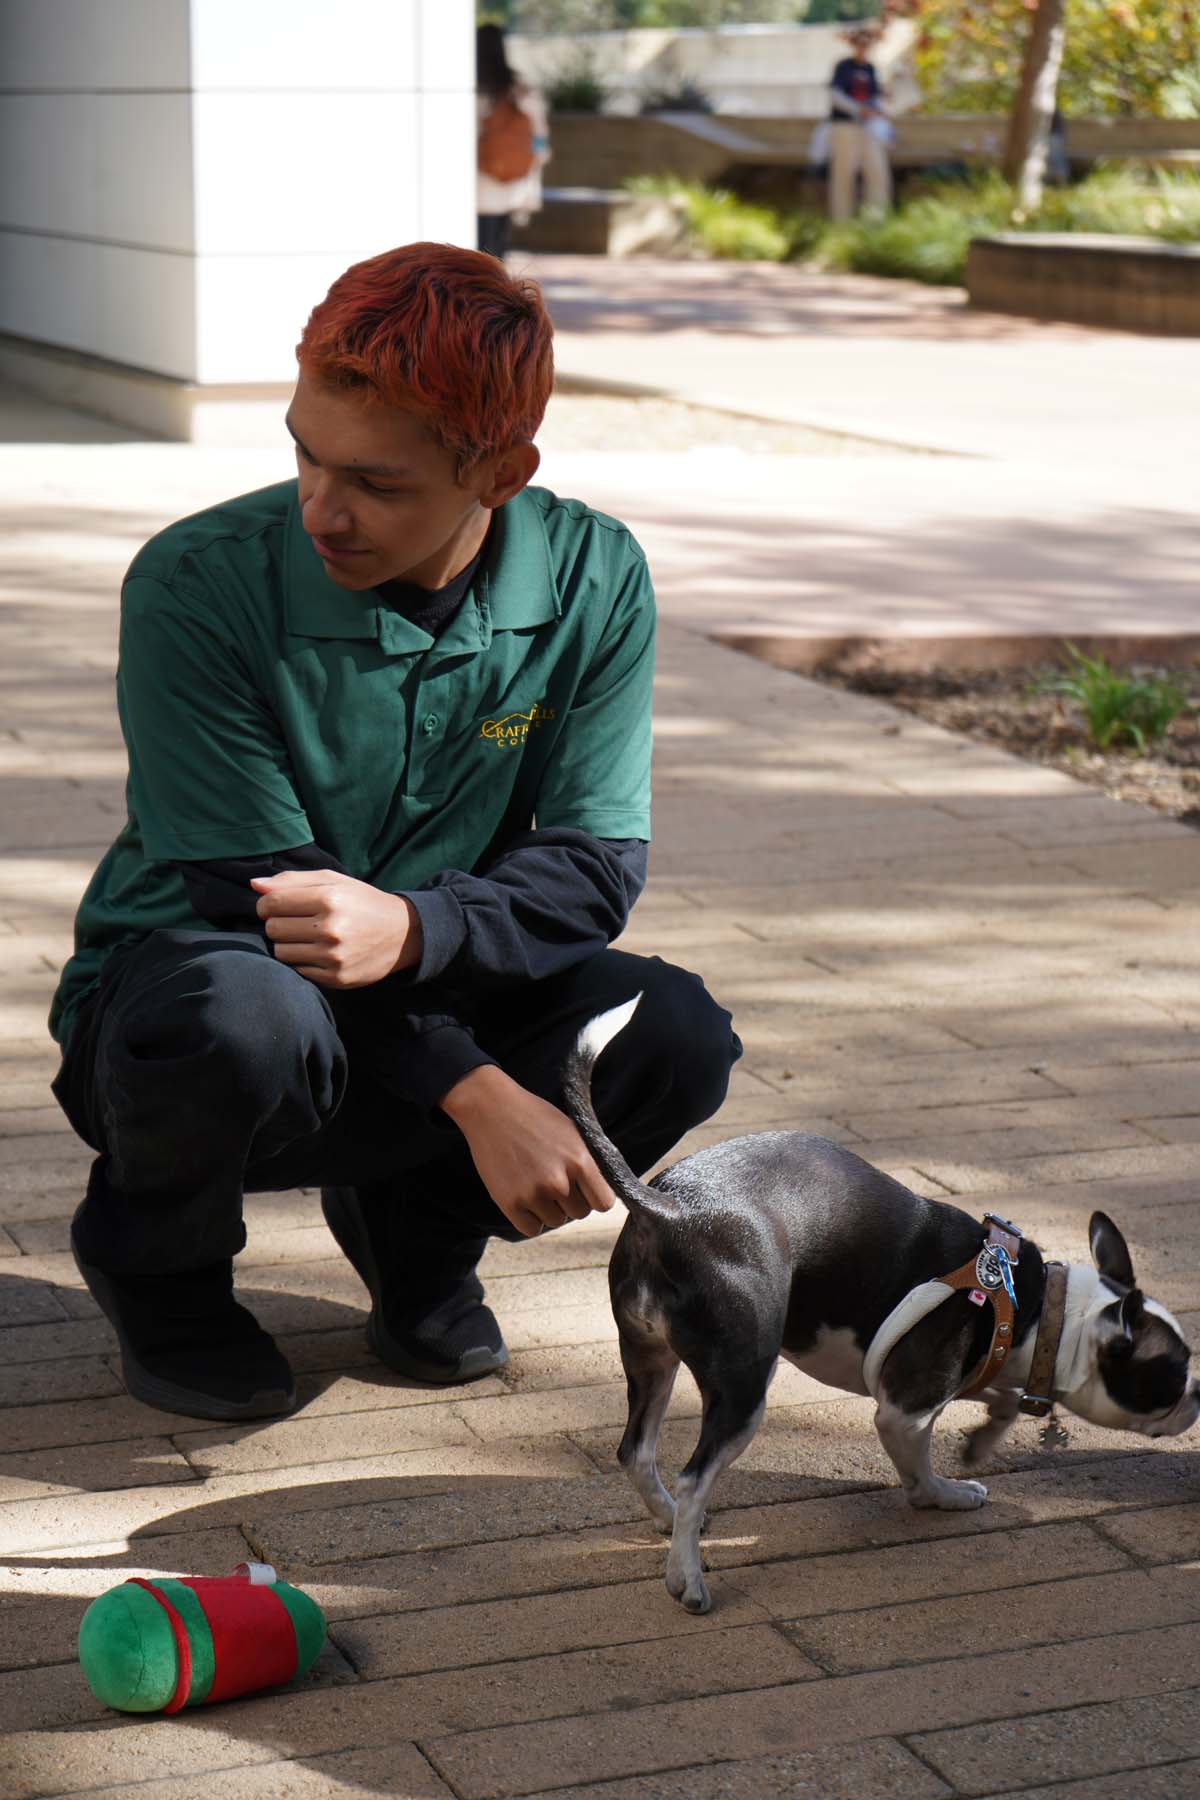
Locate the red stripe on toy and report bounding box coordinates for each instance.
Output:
[128,1578,192,1714]
[182,1577,297,1702]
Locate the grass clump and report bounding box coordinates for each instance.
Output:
[1038,645,1190,754]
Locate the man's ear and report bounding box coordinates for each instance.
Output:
[476,442,540,510]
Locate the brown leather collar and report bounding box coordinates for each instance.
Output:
[939,1213,1023,1399]
[1019,1261,1069,1418]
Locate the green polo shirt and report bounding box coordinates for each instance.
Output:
[50,480,654,1048]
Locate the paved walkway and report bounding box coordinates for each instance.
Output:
[525,255,1200,652]
[2,258,1200,1800]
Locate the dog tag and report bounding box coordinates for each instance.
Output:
[1039,1414,1069,1450]
[975,1247,1002,1290]
[975,1243,1018,1309]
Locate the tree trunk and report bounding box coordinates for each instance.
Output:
[1003,0,1068,212]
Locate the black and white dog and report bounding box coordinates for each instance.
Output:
[564,998,1200,1614]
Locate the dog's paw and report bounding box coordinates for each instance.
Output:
[908,1476,988,1512]
[666,1567,712,1614]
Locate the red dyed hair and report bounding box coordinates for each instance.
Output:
[296,243,554,474]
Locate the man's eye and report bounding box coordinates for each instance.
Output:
[360,478,401,496]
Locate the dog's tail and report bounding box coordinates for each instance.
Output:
[562,994,679,1221]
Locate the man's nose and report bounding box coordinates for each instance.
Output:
[302,477,351,538]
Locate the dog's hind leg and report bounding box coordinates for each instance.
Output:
[875,1398,987,1510]
[963,1389,1020,1468]
[665,1360,775,1614]
[617,1327,681,1533]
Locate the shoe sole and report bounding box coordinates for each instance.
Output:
[321,1186,508,1384]
[71,1232,297,1422]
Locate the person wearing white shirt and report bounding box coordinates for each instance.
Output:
[477,24,551,261]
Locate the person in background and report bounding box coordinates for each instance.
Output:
[1047,106,1070,186]
[477,23,551,261]
[827,27,893,222]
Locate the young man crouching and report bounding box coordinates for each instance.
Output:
[49,244,740,1421]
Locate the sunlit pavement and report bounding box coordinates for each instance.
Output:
[528,253,1200,653]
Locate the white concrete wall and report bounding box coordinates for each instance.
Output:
[187,0,475,384]
[0,0,474,385]
[511,20,918,119]
[0,2,196,377]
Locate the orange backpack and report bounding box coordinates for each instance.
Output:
[478,95,536,183]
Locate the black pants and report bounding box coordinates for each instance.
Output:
[477,214,513,260]
[54,930,740,1281]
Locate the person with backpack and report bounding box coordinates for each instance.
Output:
[477,23,550,261]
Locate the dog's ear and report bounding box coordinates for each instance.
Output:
[1089,1211,1135,1288]
[1119,1287,1146,1338]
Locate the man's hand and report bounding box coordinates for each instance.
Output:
[250,869,422,988]
[440,1064,616,1239]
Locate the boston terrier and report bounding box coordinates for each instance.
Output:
[564,998,1200,1614]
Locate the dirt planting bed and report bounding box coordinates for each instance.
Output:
[816,661,1200,828]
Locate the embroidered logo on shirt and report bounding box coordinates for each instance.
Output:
[479,704,556,748]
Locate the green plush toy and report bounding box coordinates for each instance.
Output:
[78,1562,326,1713]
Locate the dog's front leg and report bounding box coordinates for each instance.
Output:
[875,1399,987,1510]
[963,1389,1020,1468]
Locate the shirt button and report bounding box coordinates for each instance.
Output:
[422,713,438,733]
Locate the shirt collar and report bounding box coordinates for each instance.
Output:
[283,483,560,647]
[479,485,561,631]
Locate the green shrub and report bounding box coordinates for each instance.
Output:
[626,166,1200,283]
[803,0,881,17]
[638,78,714,115]
[1040,646,1189,754]
[779,209,831,260]
[825,168,1200,285]
[824,193,988,284]
[689,187,791,259]
[1033,165,1200,244]
[545,50,608,114]
[626,176,792,259]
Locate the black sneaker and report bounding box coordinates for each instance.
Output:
[321,1185,508,1384]
[71,1211,296,1421]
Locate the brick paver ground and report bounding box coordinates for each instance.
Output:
[2,312,1199,1800]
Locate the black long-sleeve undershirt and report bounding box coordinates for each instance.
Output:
[175,832,647,1109]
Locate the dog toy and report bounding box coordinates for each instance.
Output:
[78,1562,326,1712]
